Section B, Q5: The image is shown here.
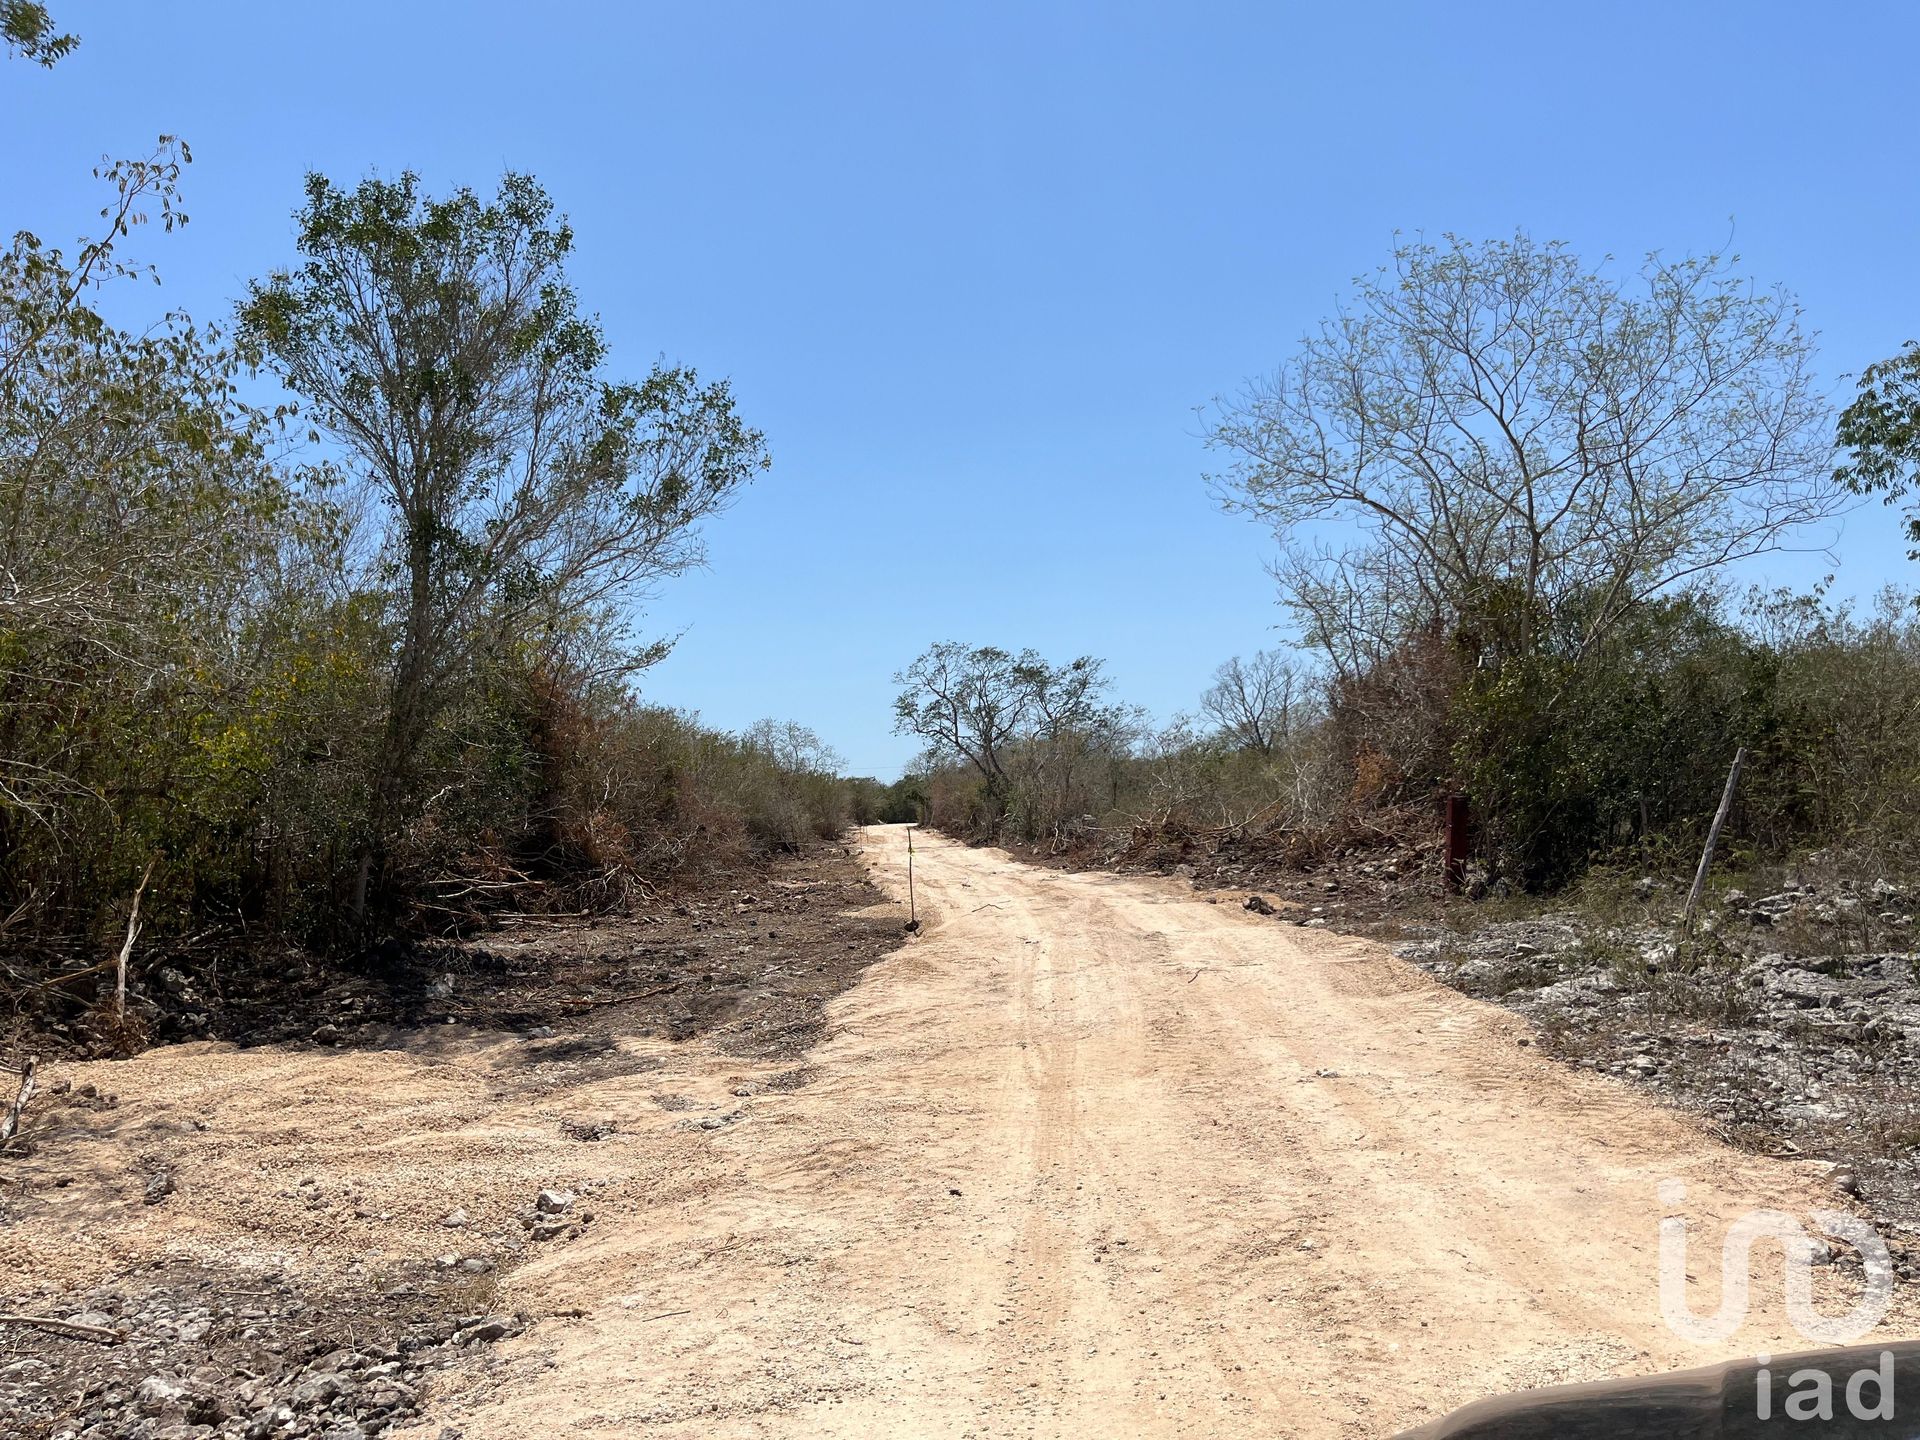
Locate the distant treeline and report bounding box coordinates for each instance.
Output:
[894,587,1920,887]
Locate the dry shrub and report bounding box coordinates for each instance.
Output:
[84,998,150,1059]
[1348,746,1403,808]
[1324,628,1462,807]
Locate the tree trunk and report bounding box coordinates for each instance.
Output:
[351,518,438,928]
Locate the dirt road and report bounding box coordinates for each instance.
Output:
[406,825,1903,1437]
[9,828,1904,1437]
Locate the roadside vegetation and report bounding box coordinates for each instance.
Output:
[895,236,1920,906]
[0,31,879,1053]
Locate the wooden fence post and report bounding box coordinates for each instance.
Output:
[906,825,919,932]
[1683,747,1747,932]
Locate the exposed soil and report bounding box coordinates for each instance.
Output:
[388,829,1906,1438]
[7,829,1914,1437]
[0,842,905,1439]
[1388,871,1920,1235]
[1015,821,1920,1242]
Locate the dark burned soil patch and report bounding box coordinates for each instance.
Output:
[0,841,906,1439]
[0,1256,516,1439]
[3,842,905,1068]
[402,841,905,1064]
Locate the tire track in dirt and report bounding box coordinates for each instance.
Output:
[411,826,1913,1438]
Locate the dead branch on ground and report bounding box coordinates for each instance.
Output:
[0,1312,122,1344]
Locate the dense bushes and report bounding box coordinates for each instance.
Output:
[843,775,925,827]
[0,156,858,960]
[1446,597,1771,885]
[899,590,1920,890]
[1437,589,1920,884]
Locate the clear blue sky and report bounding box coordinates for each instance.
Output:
[8,2,1918,776]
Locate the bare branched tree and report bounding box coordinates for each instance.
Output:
[1020,655,1116,818]
[1200,650,1300,756]
[1208,233,1846,675]
[892,644,1123,834]
[741,718,843,776]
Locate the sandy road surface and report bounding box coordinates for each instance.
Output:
[9,828,1906,1438]
[408,825,1906,1438]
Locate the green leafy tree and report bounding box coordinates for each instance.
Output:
[239,172,768,920]
[2,1,76,65]
[1836,339,1920,563]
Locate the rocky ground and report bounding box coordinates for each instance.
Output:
[1387,873,1920,1228]
[1007,811,1451,926]
[0,843,905,1440]
[1,1257,516,1440]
